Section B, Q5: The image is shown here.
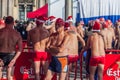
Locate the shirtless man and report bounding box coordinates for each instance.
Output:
[0,16,22,80]
[64,21,85,79]
[101,20,115,53]
[66,16,77,32]
[27,16,49,80]
[64,21,85,63]
[44,16,56,34]
[86,21,105,80]
[26,21,36,31]
[76,21,85,38]
[114,20,120,50]
[45,18,70,80]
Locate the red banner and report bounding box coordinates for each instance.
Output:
[6,52,120,80]
[14,52,35,80]
[14,52,57,80]
[104,54,120,80]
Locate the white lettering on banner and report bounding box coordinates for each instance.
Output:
[107,68,120,80]
[107,68,120,76]
[20,66,35,78]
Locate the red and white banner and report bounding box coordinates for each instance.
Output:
[14,52,35,80]
[104,54,120,80]
[14,52,56,80]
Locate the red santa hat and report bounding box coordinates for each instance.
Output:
[95,19,100,22]
[88,20,94,27]
[36,16,48,25]
[106,19,112,25]
[66,16,73,22]
[99,17,105,22]
[55,18,64,27]
[64,22,70,30]
[92,21,101,32]
[48,16,57,22]
[103,21,109,28]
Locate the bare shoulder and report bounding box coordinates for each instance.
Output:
[12,29,21,36]
[64,32,70,38]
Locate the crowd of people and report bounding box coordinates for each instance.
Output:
[0,15,120,80]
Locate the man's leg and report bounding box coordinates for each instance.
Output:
[34,61,41,80]
[59,72,67,80]
[45,69,55,80]
[7,66,14,80]
[42,61,49,74]
[89,66,97,80]
[0,67,3,79]
[97,64,104,80]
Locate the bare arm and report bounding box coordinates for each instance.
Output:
[46,37,51,49]
[84,36,91,51]
[27,31,32,46]
[43,22,55,30]
[77,32,85,47]
[9,34,23,67]
[58,34,70,52]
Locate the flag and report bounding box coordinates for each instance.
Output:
[27,4,48,18]
[76,0,120,24]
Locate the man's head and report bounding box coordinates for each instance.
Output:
[99,17,105,24]
[55,18,65,32]
[66,16,73,25]
[92,21,101,32]
[106,19,112,27]
[102,21,109,29]
[64,22,70,30]
[46,16,56,25]
[77,21,84,27]
[115,19,120,27]
[48,16,56,22]
[5,16,14,25]
[36,16,48,26]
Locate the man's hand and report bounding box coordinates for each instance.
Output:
[0,59,4,67]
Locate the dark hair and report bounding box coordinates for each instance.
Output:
[75,21,80,27]
[5,16,14,24]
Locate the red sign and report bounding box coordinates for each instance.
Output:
[104,54,120,80]
[14,52,57,80]
[14,52,35,80]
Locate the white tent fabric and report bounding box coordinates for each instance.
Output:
[77,0,120,24]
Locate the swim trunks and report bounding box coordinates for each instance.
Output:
[89,56,105,66]
[33,51,48,61]
[68,55,79,64]
[48,56,68,73]
[0,52,15,66]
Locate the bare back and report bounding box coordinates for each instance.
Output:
[67,31,79,55]
[101,29,114,49]
[0,27,22,53]
[27,27,49,51]
[77,27,84,38]
[89,32,105,57]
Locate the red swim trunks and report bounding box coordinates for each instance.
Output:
[89,56,105,66]
[68,55,79,64]
[33,51,48,61]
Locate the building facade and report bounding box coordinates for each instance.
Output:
[0,0,48,20]
[0,0,74,21]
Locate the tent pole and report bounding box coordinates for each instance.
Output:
[48,0,50,16]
